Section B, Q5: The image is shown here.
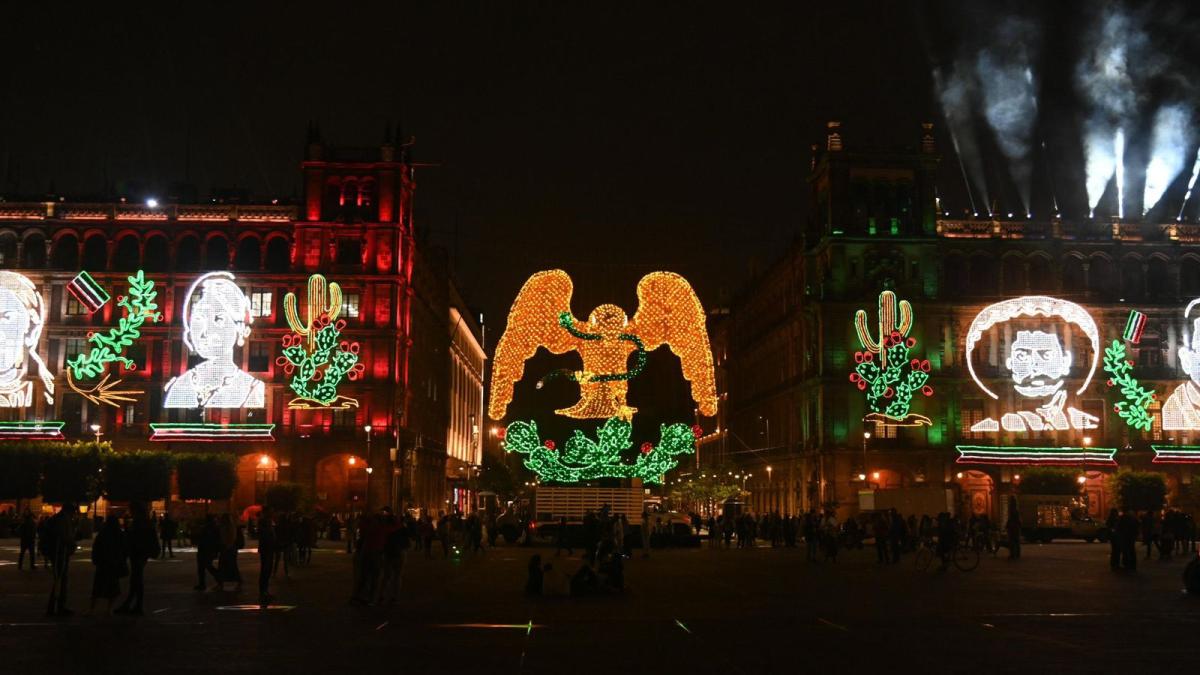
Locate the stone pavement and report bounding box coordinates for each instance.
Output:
[0,538,1197,674]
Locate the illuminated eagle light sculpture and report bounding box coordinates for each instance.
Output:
[488,270,717,484]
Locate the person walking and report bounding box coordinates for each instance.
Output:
[45,504,78,617]
[804,511,818,561]
[257,506,277,607]
[872,513,890,564]
[1141,511,1156,560]
[17,511,36,570]
[116,502,160,615]
[194,515,221,591]
[89,515,126,615]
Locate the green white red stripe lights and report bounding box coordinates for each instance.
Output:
[1150,445,1200,464]
[66,271,110,314]
[1123,310,1147,344]
[956,445,1117,466]
[0,421,65,440]
[149,423,275,442]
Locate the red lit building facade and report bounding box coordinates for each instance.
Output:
[0,131,464,516]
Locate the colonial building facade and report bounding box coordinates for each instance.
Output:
[716,122,1200,521]
[0,130,468,516]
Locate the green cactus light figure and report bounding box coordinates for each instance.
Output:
[278,274,364,409]
[849,290,933,427]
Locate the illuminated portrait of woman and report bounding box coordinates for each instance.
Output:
[164,271,264,409]
[0,271,54,407]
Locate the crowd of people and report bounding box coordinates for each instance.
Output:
[6,498,1200,615]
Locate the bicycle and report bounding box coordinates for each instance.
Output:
[915,538,979,572]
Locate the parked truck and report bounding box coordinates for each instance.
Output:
[1002,494,1108,543]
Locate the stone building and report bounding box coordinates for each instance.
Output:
[0,128,470,516]
[719,122,1200,521]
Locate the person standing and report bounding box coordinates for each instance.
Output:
[194,515,221,591]
[803,511,818,561]
[377,510,407,605]
[1005,497,1022,560]
[17,511,36,570]
[888,509,906,564]
[640,511,652,559]
[1141,511,1156,560]
[872,513,890,564]
[554,517,573,557]
[1118,509,1139,571]
[345,513,357,554]
[89,515,126,615]
[1106,508,1121,571]
[216,513,242,592]
[116,502,159,615]
[257,506,277,607]
[160,511,177,558]
[45,504,78,617]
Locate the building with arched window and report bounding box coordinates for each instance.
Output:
[717,121,1200,522]
[0,129,471,517]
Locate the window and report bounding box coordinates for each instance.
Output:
[249,341,272,372]
[250,289,273,318]
[341,293,360,319]
[66,294,88,316]
[872,420,898,439]
[64,338,85,363]
[961,400,985,440]
[332,407,356,429]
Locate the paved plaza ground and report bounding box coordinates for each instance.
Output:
[0,537,1198,674]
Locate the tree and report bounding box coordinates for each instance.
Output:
[1107,470,1168,512]
[103,451,174,503]
[1017,467,1079,495]
[669,473,744,516]
[0,444,45,501]
[264,482,308,513]
[41,444,103,504]
[176,453,238,502]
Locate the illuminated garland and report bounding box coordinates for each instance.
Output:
[1102,339,1155,431]
[0,421,65,440]
[956,445,1117,466]
[1150,445,1200,464]
[539,312,647,387]
[849,291,931,426]
[279,274,363,409]
[150,423,275,442]
[503,417,698,484]
[66,270,161,407]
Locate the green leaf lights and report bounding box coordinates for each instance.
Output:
[66,270,161,406]
[503,417,698,484]
[849,290,932,426]
[1103,338,1155,431]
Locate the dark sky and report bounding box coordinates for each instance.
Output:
[0,1,938,323]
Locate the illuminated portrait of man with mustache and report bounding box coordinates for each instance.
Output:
[965,296,1100,433]
[1163,297,1200,430]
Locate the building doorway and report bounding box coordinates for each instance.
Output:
[957,470,995,519]
[315,454,369,514]
[235,454,278,510]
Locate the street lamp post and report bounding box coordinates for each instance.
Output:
[364,425,373,511]
[862,431,871,484]
[90,423,102,446]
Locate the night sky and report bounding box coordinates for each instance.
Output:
[0,1,941,322]
[4,2,1199,357]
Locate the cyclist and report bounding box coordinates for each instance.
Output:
[935,512,958,571]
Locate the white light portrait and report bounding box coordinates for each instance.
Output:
[0,271,53,407]
[965,296,1099,433]
[164,271,264,409]
[1164,297,1200,430]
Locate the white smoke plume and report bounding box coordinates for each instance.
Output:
[1144,104,1193,214]
[934,66,989,215]
[976,17,1039,214]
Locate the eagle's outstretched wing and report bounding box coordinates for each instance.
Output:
[488,270,580,420]
[629,271,718,417]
